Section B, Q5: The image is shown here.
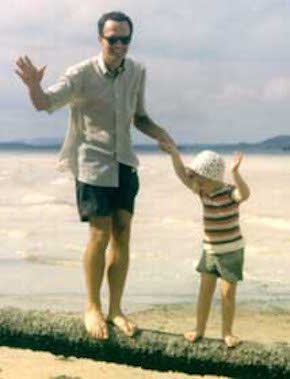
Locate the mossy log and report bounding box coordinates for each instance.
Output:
[0,307,289,378]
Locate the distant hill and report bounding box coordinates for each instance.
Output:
[25,137,62,147]
[135,135,290,153]
[0,139,61,151]
[0,135,290,152]
[181,134,290,152]
[258,135,290,148]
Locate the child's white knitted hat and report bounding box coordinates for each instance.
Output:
[188,150,225,182]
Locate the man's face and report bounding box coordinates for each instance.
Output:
[99,20,131,63]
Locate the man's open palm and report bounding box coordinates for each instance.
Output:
[15,56,46,87]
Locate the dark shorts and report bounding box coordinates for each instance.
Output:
[196,249,244,282]
[76,163,139,221]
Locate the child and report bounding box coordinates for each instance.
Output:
[162,144,250,348]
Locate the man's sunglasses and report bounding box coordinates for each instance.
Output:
[102,35,131,45]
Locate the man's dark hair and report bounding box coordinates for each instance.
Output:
[98,11,133,37]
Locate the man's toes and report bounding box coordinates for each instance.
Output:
[224,335,240,348]
[102,324,109,339]
[92,325,108,339]
[125,321,137,336]
[94,325,102,339]
[127,321,137,336]
[108,315,137,337]
[94,322,108,339]
[122,321,133,336]
[84,310,109,339]
[92,329,100,339]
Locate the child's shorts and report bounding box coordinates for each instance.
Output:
[196,249,244,282]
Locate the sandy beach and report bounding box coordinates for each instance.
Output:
[1,153,290,378]
[0,347,223,379]
[0,303,289,379]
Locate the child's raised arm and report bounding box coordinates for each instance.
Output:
[161,142,194,190]
[231,152,250,202]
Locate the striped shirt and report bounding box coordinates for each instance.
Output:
[199,185,244,255]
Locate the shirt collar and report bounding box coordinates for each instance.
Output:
[97,53,126,77]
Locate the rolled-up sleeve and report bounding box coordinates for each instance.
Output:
[135,67,148,117]
[44,67,81,114]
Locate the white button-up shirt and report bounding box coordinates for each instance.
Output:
[45,53,147,186]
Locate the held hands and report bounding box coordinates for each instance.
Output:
[158,132,177,154]
[231,152,243,172]
[15,56,46,88]
[159,140,178,155]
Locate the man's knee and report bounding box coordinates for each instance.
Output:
[88,217,111,249]
[112,211,132,241]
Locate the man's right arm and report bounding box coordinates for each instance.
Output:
[15,55,50,111]
[27,82,50,111]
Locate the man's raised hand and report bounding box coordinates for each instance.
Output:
[15,56,46,88]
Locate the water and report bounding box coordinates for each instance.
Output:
[0,150,290,313]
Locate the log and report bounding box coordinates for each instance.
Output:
[0,307,289,378]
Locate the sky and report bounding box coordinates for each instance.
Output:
[2,0,290,144]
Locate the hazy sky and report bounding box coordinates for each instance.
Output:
[2,0,290,144]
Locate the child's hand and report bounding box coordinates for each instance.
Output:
[231,152,243,172]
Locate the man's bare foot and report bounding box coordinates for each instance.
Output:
[184,330,203,342]
[107,313,137,337]
[84,306,109,339]
[224,335,240,348]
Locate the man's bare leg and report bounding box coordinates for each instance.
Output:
[221,280,240,347]
[106,209,137,336]
[184,273,217,341]
[84,216,110,339]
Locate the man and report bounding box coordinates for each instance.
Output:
[15,11,175,339]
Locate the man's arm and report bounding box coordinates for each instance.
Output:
[133,114,176,147]
[15,55,50,110]
[231,152,251,202]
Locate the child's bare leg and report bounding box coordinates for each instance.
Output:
[184,273,217,341]
[221,280,239,347]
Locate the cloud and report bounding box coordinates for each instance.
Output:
[217,84,258,102]
[263,77,290,101]
[2,0,290,143]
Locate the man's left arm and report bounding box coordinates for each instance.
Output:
[133,114,175,147]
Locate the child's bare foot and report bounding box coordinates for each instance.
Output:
[224,335,240,348]
[107,313,137,337]
[184,330,203,342]
[84,306,109,339]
